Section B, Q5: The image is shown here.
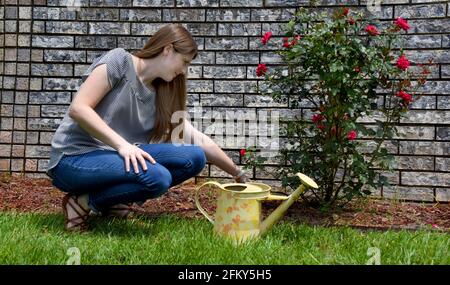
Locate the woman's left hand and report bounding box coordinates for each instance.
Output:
[234,172,250,183]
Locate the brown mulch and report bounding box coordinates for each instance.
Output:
[0,173,449,232]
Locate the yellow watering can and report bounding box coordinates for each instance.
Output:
[195,172,319,244]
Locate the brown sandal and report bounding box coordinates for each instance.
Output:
[62,194,90,232]
[103,203,133,219]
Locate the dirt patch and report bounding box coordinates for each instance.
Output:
[1,174,449,232]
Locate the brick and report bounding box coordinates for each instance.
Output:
[25,159,38,171]
[401,110,450,124]
[79,8,119,21]
[32,35,74,48]
[402,171,450,187]
[39,132,53,144]
[25,145,51,158]
[383,186,434,202]
[74,36,116,48]
[26,132,39,144]
[15,92,28,104]
[0,160,10,171]
[13,131,26,144]
[11,159,24,172]
[44,50,86,62]
[221,0,262,6]
[31,63,73,76]
[442,65,450,79]
[396,35,442,49]
[30,78,42,91]
[1,104,13,117]
[436,127,449,140]
[176,0,218,6]
[203,66,246,79]
[27,118,62,131]
[163,9,205,21]
[41,105,69,117]
[205,37,247,50]
[395,126,435,140]
[395,4,446,18]
[437,96,449,109]
[43,78,81,90]
[14,105,27,117]
[19,20,31,33]
[12,145,25,157]
[410,95,436,109]
[133,0,174,7]
[403,50,450,65]
[131,23,166,35]
[207,9,250,21]
[200,94,243,107]
[214,80,257,93]
[0,145,12,156]
[245,94,288,107]
[19,6,31,19]
[0,131,12,143]
[436,189,449,202]
[29,91,72,104]
[400,141,449,155]
[117,37,148,49]
[14,118,27,130]
[27,105,40,117]
[182,23,216,36]
[436,157,449,172]
[120,8,160,21]
[187,80,214,92]
[408,19,449,34]
[216,51,259,64]
[218,23,261,36]
[90,0,132,6]
[89,22,130,35]
[32,21,46,33]
[395,156,434,170]
[46,21,87,34]
[251,8,295,22]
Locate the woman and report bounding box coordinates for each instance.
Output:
[46,24,249,232]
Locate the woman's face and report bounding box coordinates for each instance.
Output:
[162,44,192,82]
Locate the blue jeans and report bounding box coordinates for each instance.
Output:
[49,143,206,213]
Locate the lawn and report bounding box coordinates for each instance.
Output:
[0,212,448,265]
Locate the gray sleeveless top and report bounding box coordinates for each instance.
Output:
[46,47,157,179]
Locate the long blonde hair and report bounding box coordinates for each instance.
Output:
[131,24,197,143]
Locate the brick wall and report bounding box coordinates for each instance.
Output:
[1,0,449,202]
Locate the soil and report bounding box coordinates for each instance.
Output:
[0,174,449,232]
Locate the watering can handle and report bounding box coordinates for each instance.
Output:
[194,181,223,225]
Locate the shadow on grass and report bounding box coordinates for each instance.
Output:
[25,211,180,238]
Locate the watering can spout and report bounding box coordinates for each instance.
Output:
[260,173,319,236]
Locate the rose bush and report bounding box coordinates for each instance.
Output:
[242,6,432,208]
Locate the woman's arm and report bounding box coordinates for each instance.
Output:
[182,119,249,182]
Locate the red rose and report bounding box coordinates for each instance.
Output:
[394,17,410,31]
[317,124,325,131]
[256,63,267,77]
[282,36,300,48]
[347,17,355,25]
[396,55,410,71]
[354,66,361,73]
[312,114,325,123]
[342,8,349,17]
[395,90,413,105]
[261,31,272,45]
[347,130,357,140]
[365,25,379,36]
[240,149,246,156]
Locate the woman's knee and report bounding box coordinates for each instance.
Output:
[136,163,172,194]
[189,145,207,175]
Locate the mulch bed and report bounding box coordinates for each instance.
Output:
[1,174,449,232]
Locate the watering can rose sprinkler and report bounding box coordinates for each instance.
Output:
[195,172,319,244]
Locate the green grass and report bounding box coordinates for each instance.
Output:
[0,212,448,265]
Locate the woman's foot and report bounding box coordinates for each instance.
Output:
[103,203,133,219]
[62,194,90,232]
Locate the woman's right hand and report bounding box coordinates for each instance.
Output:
[117,143,156,173]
